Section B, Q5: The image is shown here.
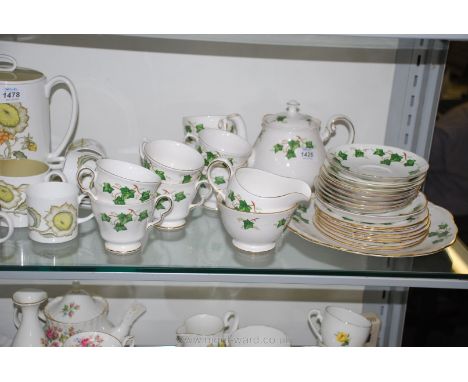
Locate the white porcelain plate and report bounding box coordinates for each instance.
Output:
[328,144,429,180]
[288,198,457,257]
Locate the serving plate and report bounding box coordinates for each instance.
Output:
[288,198,457,257]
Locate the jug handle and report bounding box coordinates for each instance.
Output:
[307,309,323,344]
[206,158,234,203]
[321,114,355,146]
[0,54,17,72]
[45,76,79,162]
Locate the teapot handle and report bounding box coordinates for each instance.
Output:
[321,115,355,146]
[45,76,79,162]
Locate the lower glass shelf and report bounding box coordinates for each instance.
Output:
[0,208,467,287]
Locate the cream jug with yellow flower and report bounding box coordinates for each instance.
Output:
[0,54,78,163]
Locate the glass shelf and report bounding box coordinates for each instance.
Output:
[0,208,467,288]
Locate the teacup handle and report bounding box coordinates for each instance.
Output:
[121,335,135,347]
[139,138,150,163]
[76,194,94,224]
[223,311,239,335]
[76,167,97,199]
[206,158,234,203]
[307,309,323,344]
[45,170,67,183]
[321,114,355,146]
[147,195,174,229]
[0,212,14,244]
[223,113,247,139]
[184,133,199,144]
[188,180,212,211]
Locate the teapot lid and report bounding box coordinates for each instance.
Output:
[263,100,320,129]
[0,55,43,82]
[44,282,108,324]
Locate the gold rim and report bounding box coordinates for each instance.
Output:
[315,208,430,232]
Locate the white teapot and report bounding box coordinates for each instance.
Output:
[39,282,146,346]
[0,54,78,163]
[249,100,355,186]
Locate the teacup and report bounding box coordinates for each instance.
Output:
[65,138,107,157]
[63,331,134,347]
[78,159,160,205]
[182,114,247,147]
[91,194,174,254]
[140,139,204,184]
[228,325,291,347]
[59,149,103,188]
[218,196,296,253]
[308,306,371,347]
[187,129,252,211]
[208,163,311,213]
[154,179,212,229]
[176,311,239,347]
[0,159,67,227]
[26,182,94,244]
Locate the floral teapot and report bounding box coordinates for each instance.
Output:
[38,282,146,346]
[249,101,355,187]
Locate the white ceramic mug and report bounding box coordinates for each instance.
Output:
[63,331,134,347]
[228,325,291,347]
[176,311,239,347]
[78,158,161,205]
[154,179,211,229]
[308,306,371,347]
[140,139,204,184]
[0,54,78,163]
[91,193,174,254]
[26,182,94,244]
[0,159,67,227]
[183,114,247,147]
[187,129,252,210]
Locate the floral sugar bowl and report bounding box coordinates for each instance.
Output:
[249,100,355,186]
[40,282,146,346]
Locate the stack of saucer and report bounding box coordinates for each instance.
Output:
[314,144,430,251]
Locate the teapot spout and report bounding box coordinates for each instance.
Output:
[110,302,146,341]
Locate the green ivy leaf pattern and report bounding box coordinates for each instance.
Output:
[276,218,286,228]
[243,219,255,229]
[428,222,451,244]
[114,223,127,232]
[155,198,166,210]
[237,200,252,212]
[120,187,135,200]
[143,160,151,169]
[276,116,287,122]
[273,137,315,160]
[273,144,284,153]
[185,125,192,133]
[117,213,133,225]
[140,191,150,202]
[373,148,385,157]
[182,175,192,184]
[138,210,149,221]
[195,124,204,133]
[102,183,114,193]
[380,159,392,166]
[337,151,348,161]
[101,213,111,222]
[113,196,126,205]
[205,151,218,166]
[174,192,186,202]
[390,153,403,162]
[214,176,225,185]
[155,169,166,181]
[228,191,235,202]
[405,159,416,167]
[354,149,364,157]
